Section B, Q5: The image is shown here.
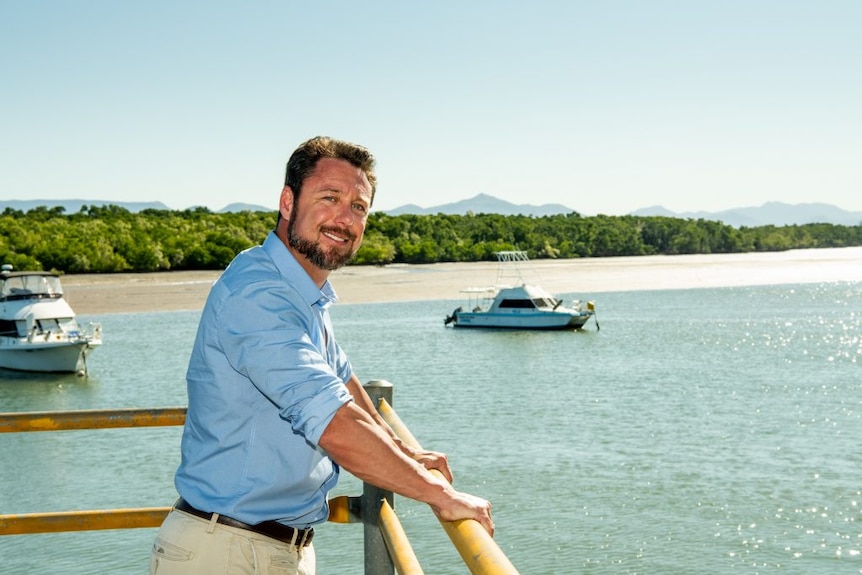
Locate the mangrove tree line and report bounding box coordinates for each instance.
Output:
[1,205,861,274]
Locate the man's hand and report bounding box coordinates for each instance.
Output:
[410,448,494,536]
[430,490,495,537]
[411,448,454,484]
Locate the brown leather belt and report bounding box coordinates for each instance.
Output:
[175,498,314,547]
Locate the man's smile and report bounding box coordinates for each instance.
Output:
[321,226,354,244]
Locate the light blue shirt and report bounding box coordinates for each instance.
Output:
[175,232,354,528]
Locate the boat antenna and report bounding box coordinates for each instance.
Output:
[493,250,540,287]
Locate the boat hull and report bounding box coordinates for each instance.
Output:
[451,311,592,330]
[0,340,99,373]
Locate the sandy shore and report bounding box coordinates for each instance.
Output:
[61,246,862,315]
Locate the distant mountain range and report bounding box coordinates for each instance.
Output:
[385,193,573,217]
[0,199,173,213]
[386,195,862,227]
[630,202,862,228]
[0,199,272,214]
[3,196,861,227]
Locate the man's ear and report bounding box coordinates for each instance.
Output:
[279,186,294,222]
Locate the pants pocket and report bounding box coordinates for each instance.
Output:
[152,536,193,562]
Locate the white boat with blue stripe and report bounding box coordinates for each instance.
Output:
[443,251,597,331]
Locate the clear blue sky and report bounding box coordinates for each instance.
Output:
[2,1,860,215]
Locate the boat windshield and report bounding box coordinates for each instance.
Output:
[498,299,537,309]
[0,274,64,301]
[498,297,560,310]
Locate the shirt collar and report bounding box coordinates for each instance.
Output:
[263,232,339,309]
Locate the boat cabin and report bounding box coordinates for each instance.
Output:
[0,267,71,338]
[488,285,561,312]
[0,269,64,302]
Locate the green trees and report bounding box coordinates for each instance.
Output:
[0,206,273,273]
[1,205,860,273]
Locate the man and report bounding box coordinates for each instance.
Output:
[150,136,493,574]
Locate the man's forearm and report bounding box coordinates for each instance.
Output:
[324,386,494,535]
[319,401,451,506]
[345,375,405,445]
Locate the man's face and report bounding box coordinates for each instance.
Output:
[283,157,372,275]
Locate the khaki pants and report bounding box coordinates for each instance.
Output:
[150,509,316,574]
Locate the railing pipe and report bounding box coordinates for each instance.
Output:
[0,407,186,433]
[0,508,172,535]
[362,380,396,575]
[378,399,520,575]
[327,495,362,524]
[378,499,423,575]
[1,498,361,536]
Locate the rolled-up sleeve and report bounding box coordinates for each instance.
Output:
[217,276,352,446]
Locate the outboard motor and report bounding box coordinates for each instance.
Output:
[444,307,462,326]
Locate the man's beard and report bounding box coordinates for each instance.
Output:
[287,213,358,271]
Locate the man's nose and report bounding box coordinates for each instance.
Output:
[334,203,355,226]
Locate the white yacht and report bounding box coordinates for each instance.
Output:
[0,264,102,374]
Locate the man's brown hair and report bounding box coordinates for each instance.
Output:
[284,136,377,205]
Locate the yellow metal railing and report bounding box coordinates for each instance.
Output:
[378,398,519,574]
[0,507,173,536]
[379,499,423,575]
[0,496,360,537]
[0,407,182,536]
[1,392,518,574]
[0,406,187,433]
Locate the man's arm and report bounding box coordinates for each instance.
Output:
[318,389,494,536]
[344,374,454,483]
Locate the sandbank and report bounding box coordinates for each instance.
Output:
[61,247,862,315]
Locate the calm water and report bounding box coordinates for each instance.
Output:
[1,281,861,574]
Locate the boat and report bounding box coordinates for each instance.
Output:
[0,264,102,374]
[443,251,598,330]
